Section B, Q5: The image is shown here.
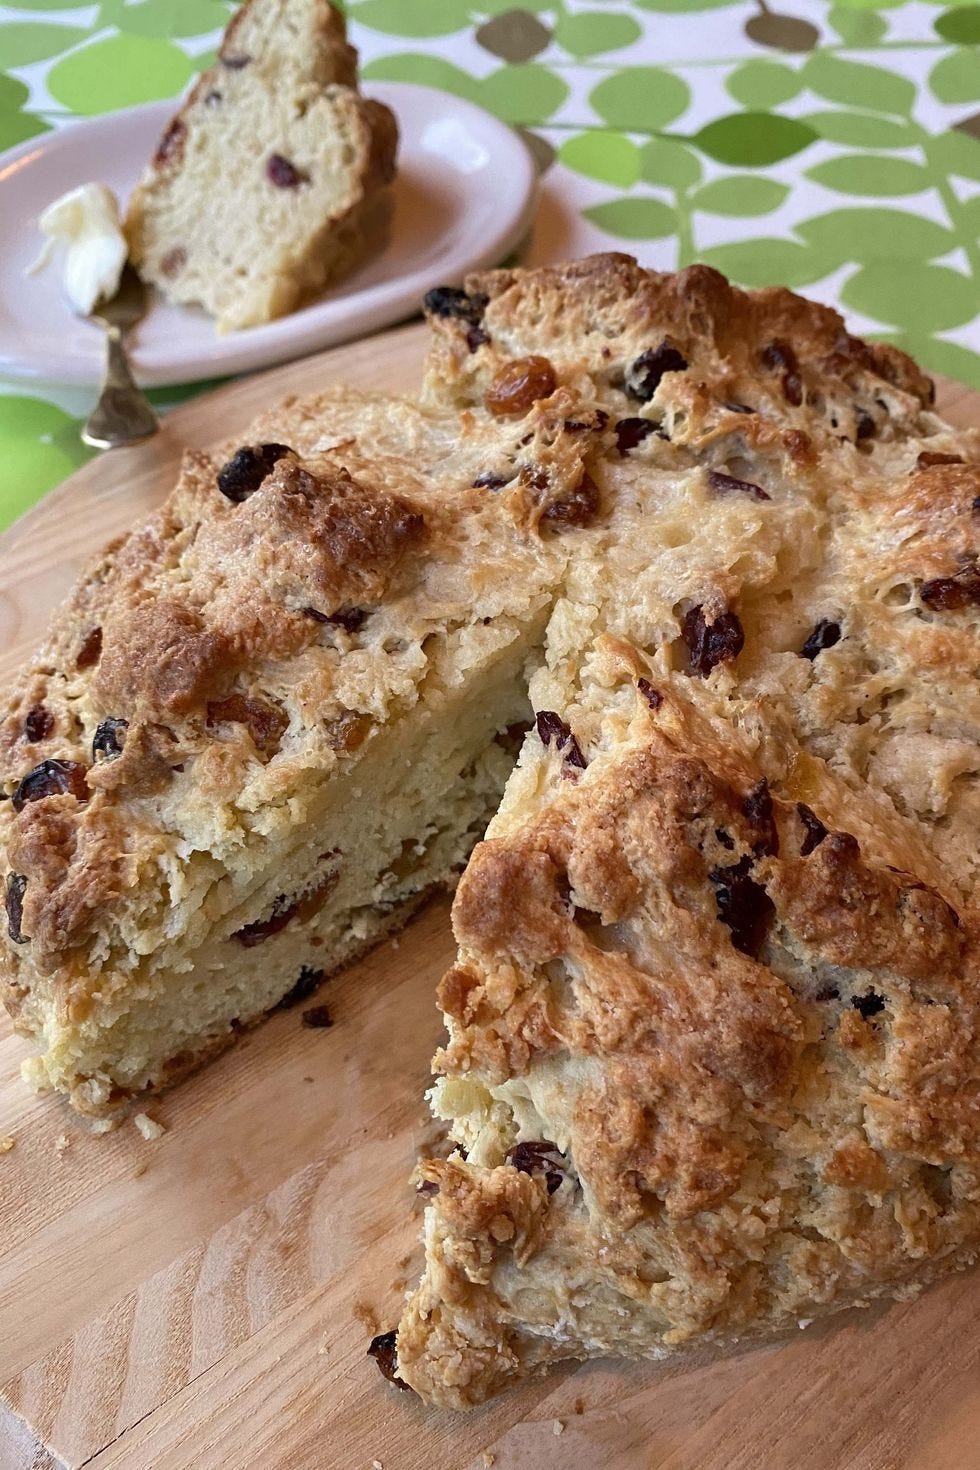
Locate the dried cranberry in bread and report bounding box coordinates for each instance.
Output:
[124,0,396,331]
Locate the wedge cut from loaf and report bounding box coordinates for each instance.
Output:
[0,383,607,1114]
[124,0,396,331]
[389,255,980,1406]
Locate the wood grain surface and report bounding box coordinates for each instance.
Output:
[1,334,978,1470]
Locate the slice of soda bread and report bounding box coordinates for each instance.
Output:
[124,0,397,331]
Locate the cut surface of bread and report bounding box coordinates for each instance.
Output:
[0,386,602,1113]
[392,255,980,1405]
[124,0,397,331]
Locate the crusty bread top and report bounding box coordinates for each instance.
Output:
[398,652,980,1405]
[422,256,980,900]
[444,662,976,1174]
[2,254,978,1040]
[390,255,980,1406]
[423,253,932,417]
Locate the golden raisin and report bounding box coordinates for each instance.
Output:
[207,693,287,755]
[541,470,600,531]
[324,710,372,753]
[485,356,557,417]
[76,626,103,670]
[294,869,339,922]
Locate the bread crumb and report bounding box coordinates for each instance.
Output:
[0,1136,14,1153]
[798,1317,813,1329]
[352,1300,380,1335]
[553,1419,564,1436]
[372,1461,383,1470]
[134,1112,165,1140]
[573,1397,584,1415]
[482,1454,496,1468]
[55,1133,71,1155]
[390,937,400,949]
[132,1162,148,1179]
[88,1117,116,1134]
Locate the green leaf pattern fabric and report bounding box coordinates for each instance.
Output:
[0,0,978,529]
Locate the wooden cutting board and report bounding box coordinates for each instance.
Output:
[1,330,979,1470]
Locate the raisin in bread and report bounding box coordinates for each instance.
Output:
[124,0,396,331]
[389,256,980,1405]
[0,384,603,1115]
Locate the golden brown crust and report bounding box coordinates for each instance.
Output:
[0,446,430,972]
[399,686,980,1405]
[0,380,593,1074]
[96,599,237,723]
[395,254,980,1409]
[6,799,135,983]
[423,255,934,426]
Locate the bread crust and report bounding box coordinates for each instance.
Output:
[0,381,598,1107]
[423,254,932,414]
[398,679,980,1407]
[0,446,424,974]
[394,255,980,1407]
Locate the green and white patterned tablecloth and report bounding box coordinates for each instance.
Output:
[0,0,978,529]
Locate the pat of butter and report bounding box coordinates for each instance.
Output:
[30,182,128,316]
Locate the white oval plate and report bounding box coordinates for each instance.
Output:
[0,82,536,388]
